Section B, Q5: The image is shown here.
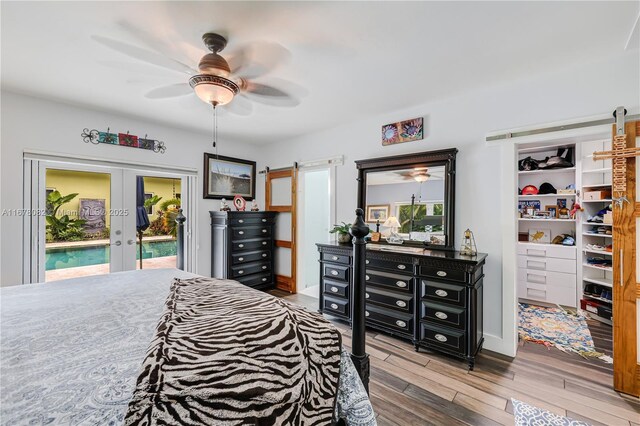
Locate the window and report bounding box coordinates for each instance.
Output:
[396,201,444,233]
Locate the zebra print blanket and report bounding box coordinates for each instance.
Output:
[125,277,343,425]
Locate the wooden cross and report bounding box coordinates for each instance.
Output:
[592,107,635,208]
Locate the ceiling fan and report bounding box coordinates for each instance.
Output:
[395,168,431,182]
[92,32,302,116]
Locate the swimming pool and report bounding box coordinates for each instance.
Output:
[45,240,177,270]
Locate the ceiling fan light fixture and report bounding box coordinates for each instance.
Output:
[189,74,239,106]
[414,174,429,183]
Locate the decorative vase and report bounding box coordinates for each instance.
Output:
[337,233,351,243]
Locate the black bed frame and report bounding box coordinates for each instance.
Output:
[175,208,371,393]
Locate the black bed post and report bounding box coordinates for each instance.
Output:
[176,209,186,271]
[350,208,370,393]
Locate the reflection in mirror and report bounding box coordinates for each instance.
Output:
[365,166,446,245]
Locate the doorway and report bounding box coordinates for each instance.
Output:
[298,167,333,298]
[24,156,195,283]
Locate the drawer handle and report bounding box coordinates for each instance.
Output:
[262,229,267,233]
[435,334,448,342]
[262,253,267,258]
[332,256,339,261]
[262,278,268,282]
[366,275,370,281]
[238,257,244,261]
[365,293,370,299]
[262,266,267,270]
[330,286,338,293]
[397,264,406,270]
[366,260,370,264]
[395,320,406,327]
[238,219,244,223]
[365,311,369,317]
[396,281,407,288]
[262,218,267,222]
[435,311,448,320]
[437,271,447,277]
[238,270,244,274]
[262,241,267,245]
[331,270,339,276]
[330,303,338,309]
[396,300,407,308]
[526,249,546,257]
[435,289,448,297]
[239,231,244,235]
[238,244,244,248]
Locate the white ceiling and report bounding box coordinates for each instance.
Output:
[2,1,638,145]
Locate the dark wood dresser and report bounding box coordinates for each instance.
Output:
[210,211,277,291]
[317,241,487,369]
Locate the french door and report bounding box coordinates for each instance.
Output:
[24,157,195,283]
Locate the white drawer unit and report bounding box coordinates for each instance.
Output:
[517,243,576,260]
[516,243,577,307]
[517,268,577,307]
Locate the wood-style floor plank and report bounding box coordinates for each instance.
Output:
[270,291,638,425]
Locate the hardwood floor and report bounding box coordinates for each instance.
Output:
[270,290,640,426]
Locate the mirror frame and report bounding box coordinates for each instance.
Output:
[356,148,458,250]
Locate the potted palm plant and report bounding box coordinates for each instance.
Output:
[330,222,352,243]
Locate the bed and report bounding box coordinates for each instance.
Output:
[0,269,375,425]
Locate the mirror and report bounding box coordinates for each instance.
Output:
[356,149,457,249]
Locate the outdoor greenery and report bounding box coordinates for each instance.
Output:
[398,203,444,233]
[45,191,86,242]
[146,198,181,237]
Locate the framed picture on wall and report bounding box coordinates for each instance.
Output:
[203,153,256,200]
[366,204,390,223]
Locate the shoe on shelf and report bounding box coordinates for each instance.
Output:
[585,244,605,251]
[587,215,604,223]
[605,244,613,252]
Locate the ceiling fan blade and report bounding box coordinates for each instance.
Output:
[243,92,300,108]
[92,35,196,75]
[228,42,291,79]
[145,83,192,99]
[224,96,253,116]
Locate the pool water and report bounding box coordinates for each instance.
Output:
[45,240,177,270]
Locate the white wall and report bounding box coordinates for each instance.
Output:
[0,91,264,286]
[259,50,640,355]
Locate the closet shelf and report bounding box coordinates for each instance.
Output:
[519,218,576,222]
[583,277,613,287]
[587,313,612,325]
[516,242,576,249]
[583,263,613,272]
[518,167,576,176]
[583,223,612,226]
[582,199,612,203]
[582,233,612,238]
[583,167,612,174]
[518,194,575,199]
[584,294,613,304]
[583,249,612,256]
[582,183,612,189]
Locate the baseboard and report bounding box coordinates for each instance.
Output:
[483,333,517,357]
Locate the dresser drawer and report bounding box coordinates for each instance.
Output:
[365,304,413,335]
[365,269,413,293]
[421,301,465,330]
[323,279,349,298]
[324,296,349,317]
[232,239,270,252]
[236,272,272,288]
[419,266,466,283]
[323,263,350,282]
[231,226,271,239]
[420,323,466,355]
[232,250,270,265]
[421,280,466,307]
[321,252,351,265]
[229,216,274,226]
[517,255,575,274]
[517,243,576,260]
[365,257,413,274]
[365,287,413,313]
[231,261,271,278]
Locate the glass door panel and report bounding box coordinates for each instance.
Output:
[44,168,117,282]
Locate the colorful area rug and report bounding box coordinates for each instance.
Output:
[519,303,612,363]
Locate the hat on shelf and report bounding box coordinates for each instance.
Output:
[538,182,557,194]
[521,185,538,195]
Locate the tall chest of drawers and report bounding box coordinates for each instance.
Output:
[317,242,487,369]
[210,211,277,291]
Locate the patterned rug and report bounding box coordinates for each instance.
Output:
[518,303,612,363]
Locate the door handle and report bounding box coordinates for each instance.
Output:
[620,249,624,287]
[113,241,122,246]
[127,239,135,245]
